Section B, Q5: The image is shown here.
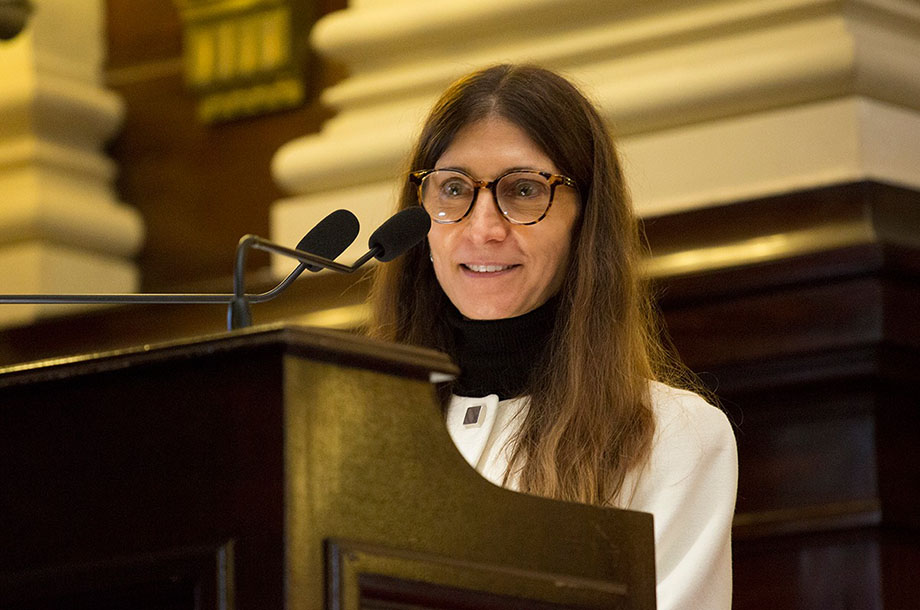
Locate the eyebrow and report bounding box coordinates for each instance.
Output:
[434,166,548,177]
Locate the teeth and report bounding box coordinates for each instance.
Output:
[465,264,513,273]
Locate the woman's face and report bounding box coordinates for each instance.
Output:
[427,117,580,320]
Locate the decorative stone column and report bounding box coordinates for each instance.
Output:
[0,0,143,327]
[270,0,920,284]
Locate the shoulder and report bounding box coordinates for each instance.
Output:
[647,381,736,467]
[648,380,727,428]
[631,382,738,609]
[622,381,737,509]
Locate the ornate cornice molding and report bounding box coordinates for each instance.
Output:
[269,0,920,272]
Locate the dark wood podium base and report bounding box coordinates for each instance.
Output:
[0,326,656,610]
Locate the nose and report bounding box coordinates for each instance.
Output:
[465,188,510,244]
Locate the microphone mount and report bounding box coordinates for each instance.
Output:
[228,238,384,329]
[228,206,430,329]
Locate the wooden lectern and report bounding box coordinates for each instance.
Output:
[0,325,655,609]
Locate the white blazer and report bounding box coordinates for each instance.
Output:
[445,381,738,610]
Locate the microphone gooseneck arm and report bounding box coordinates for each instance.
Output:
[229,206,430,324]
[227,237,385,329]
[0,244,378,305]
[0,207,430,331]
[0,208,363,308]
[228,207,363,327]
[0,264,331,306]
[0,292,232,305]
[248,207,361,303]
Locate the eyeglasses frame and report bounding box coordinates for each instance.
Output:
[409,168,578,226]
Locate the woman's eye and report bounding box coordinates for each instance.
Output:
[441,180,470,198]
[518,183,536,197]
[505,179,545,199]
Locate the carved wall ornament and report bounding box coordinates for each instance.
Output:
[173,0,313,123]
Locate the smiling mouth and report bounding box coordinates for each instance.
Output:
[462,264,518,273]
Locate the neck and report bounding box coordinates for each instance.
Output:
[445,298,559,400]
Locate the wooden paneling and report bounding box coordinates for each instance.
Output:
[646,183,920,609]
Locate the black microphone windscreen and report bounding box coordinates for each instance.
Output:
[368,206,431,262]
[297,209,360,271]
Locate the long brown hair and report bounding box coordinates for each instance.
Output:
[370,64,678,505]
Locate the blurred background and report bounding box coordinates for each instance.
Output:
[1,0,918,607]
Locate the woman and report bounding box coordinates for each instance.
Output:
[369,64,737,609]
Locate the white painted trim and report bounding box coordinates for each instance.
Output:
[623,97,920,217]
[33,73,125,145]
[0,0,141,327]
[0,163,144,256]
[0,242,139,327]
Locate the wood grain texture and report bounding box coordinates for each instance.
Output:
[647,183,920,609]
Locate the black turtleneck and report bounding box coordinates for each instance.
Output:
[445,298,559,400]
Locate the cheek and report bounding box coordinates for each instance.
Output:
[546,240,573,286]
[427,226,450,258]
[426,230,452,285]
[543,218,577,266]
[542,223,578,289]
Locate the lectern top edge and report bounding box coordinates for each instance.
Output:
[0,323,459,389]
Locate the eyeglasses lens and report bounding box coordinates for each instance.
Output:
[419,170,551,224]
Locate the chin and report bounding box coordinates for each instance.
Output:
[456,300,523,320]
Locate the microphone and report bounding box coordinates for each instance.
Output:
[226,209,359,329]
[229,206,430,329]
[235,206,430,275]
[368,206,433,262]
[299,209,361,273]
[0,207,428,332]
[322,205,431,268]
[248,209,360,304]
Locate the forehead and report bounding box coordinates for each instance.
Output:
[435,117,559,175]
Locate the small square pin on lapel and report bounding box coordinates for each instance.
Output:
[463,404,485,427]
